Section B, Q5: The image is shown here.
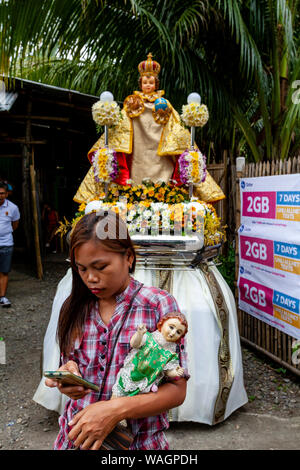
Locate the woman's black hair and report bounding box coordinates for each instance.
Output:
[57,210,136,355]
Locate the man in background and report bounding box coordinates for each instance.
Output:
[0,182,20,307]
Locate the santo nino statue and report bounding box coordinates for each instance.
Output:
[112,312,188,399]
[74,53,225,205]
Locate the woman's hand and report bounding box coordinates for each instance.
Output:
[67,379,187,450]
[44,360,92,400]
[67,399,124,450]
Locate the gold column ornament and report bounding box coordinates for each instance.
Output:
[199,263,234,424]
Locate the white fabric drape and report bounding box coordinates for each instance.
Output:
[33,269,72,415]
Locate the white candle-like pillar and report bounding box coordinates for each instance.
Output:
[100,91,114,147]
[187,92,201,149]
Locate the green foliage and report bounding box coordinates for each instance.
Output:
[0,0,299,160]
[216,244,235,293]
[274,367,287,375]
[248,395,256,402]
[292,342,300,354]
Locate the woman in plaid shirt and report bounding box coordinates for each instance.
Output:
[45,210,188,450]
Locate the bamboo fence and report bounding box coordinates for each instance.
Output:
[235,155,300,376]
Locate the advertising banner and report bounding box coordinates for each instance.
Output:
[238,174,300,339]
[240,173,300,229]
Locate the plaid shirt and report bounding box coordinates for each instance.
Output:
[54,277,188,450]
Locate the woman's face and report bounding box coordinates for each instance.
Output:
[160,318,186,343]
[74,240,134,302]
[141,75,156,94]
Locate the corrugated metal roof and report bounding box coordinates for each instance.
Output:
[12,76,99,99]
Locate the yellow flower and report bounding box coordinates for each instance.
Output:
[78,203,86,212]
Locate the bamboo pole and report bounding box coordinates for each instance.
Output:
[29,147,43,280]
[282,332,287,363]
[22,98,32,253]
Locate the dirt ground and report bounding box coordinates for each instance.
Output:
[0,252,300,450]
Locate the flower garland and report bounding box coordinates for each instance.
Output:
[178,149,207,185]
[56,197,225,247]
[103,181,190,205]
[92,100,121,127]
[92,148,119,183]
[181,103,209,127]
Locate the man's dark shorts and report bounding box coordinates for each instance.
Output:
[0,246,14,274]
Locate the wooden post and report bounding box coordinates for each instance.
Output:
[30,146,43,279]
[22,98,32,253]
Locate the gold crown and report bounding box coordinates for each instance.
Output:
[138,53,161,77]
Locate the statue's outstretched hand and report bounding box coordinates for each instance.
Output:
[137,324,147,335]
[130,324,147,349]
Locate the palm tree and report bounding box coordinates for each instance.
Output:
[0,0,299,161]
[227,0,300,161]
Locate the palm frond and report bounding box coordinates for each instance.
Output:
[280,56,300,158]
[1,0,299,161]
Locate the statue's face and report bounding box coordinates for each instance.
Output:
[160,318,186,343]
[141,75,156,94]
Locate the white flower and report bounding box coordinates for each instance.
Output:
[127,210,136,222]
[187,202,205,211]
[151,202,166,211]
[128,224,136,234]
[92,100,121,127]
[161,209,170,218]
[135,219,142,229]
[151,214,160,223]
[162,220,171,229]
[181,103,209,127]
[143,210,152,220]
[116,201,127,210]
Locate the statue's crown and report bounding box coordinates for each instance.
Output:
[138,53,160,77]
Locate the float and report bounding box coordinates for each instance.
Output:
[34,53,247,424]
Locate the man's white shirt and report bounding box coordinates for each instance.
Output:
[0,199,20,246]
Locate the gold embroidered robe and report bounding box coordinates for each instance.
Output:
[74,90,225,204]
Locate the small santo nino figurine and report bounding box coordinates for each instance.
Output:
[112,312,188,399]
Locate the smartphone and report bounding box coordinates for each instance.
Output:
[44,370,100,392]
